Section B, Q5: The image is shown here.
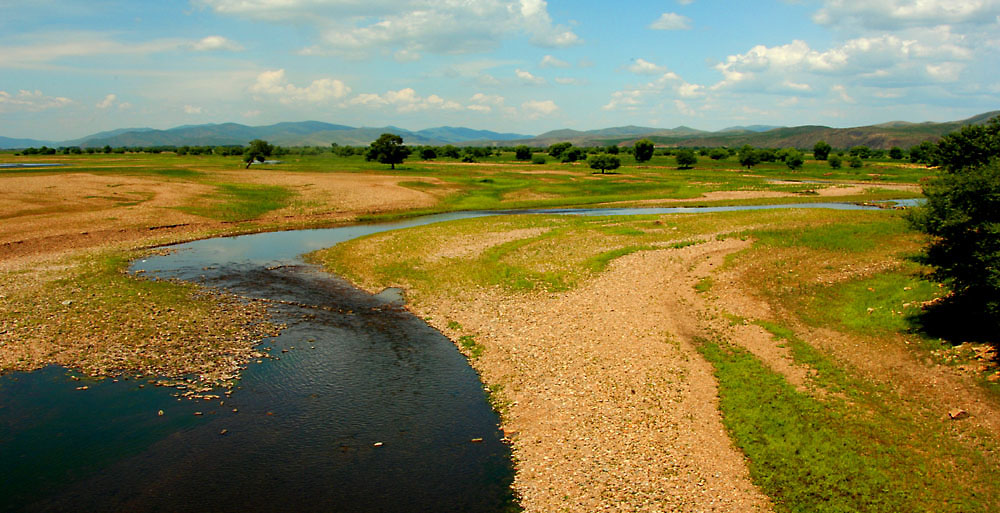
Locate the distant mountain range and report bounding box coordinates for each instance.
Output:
[1,111,997,150]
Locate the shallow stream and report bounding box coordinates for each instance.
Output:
[0,201,911,512]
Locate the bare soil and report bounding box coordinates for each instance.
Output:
[0,170,440,382]
[415,241,773,512]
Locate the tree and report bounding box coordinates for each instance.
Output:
[633,139,655,163]
[588,154,621,174]
[848,155,863,168]
[908,141,937,165]
[828,155,842,169]
[848,145,871,159]
[441,145,460,159]
[708,148,729,160]
[675,149,697,169]
[907,116,1000,331]
[813,141,832,160]
[606,144,620,155]
[888,146,904,160]
[365,133,410,169]
[933,117,1000,172]
[548,142,572,159]
[783,149,804,170]
[420,147,437,160]
[243,139,274,169]
[738,145,760,169]
[514,145,532,160]
[562,147,585,163]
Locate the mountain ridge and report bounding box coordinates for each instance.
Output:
[1,111,997,150]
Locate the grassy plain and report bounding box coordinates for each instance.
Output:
[6,149,996,510]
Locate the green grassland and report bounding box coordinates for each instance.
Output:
[2,150,926,224]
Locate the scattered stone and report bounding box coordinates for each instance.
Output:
[75,386,89,391]
[219,429,228,436]
[194,411,203,416]
[470,438,484,443]
[948,409,969,420]
[373,442,384,447]
[157,409,164,416]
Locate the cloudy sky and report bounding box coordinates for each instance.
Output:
[2,0,998,140]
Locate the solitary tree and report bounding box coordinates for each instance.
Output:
[420,147,437,160]
[633,139,655,163]
[813,141,832,160]
[365,133,410,169]
[828,155,842,169]
[588,154,621,174]
[888,146,904,160]
[675,149,697,169]
[738,145,761,169]
[514,145,532,160]
[244,139,274,169]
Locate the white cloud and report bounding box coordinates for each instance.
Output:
[96,93,116,109]
[0,89,72,112]
[628,58,665,75]
[603,71,700,111]
[190,35,244,52]
[540,54,570,68]
[468,93,505,113]
[813,0,1000,30]
[0,32,251,68]
[832,85,855,103]
[196,0,581,58]
[649,12,692,30]
[250,69,351,104]
[674,100,697,116]
[184,104,203,114]
[554,77,585,85]
[521,99,558,118]
[515,68,547,85]
[243,109,261,117]
[350,88,464,112]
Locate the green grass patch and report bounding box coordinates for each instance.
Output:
[694,276,713,293]
[458,335,485,358]
[803,271,944,340]
[179,183,294,221]
[697,336,996,513]
[751,216,912,252]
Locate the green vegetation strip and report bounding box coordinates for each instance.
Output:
[697,335,996,512]
[179,183,293,221]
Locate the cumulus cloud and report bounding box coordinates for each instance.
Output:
[184,104,203,114]
[251,69,351,104]
[349,88,462,112]
[540,55,570,68]
[628,58,665,75]
[0,89,72,112]
[649,12,692,30]
[196,0,582,58]
[96,93,117,109]
[521,99,558,118]
[190,35,244,51]
[468,92,506,113]
[602,71,698,111]
[711,34,974,94]
[515,68,547,85]
[813,0,1000,30]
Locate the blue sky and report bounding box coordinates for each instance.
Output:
[2,0,998,140]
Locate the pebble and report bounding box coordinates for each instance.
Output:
[158,409,164,416]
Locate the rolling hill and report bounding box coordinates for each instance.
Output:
[1,111,996,150]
